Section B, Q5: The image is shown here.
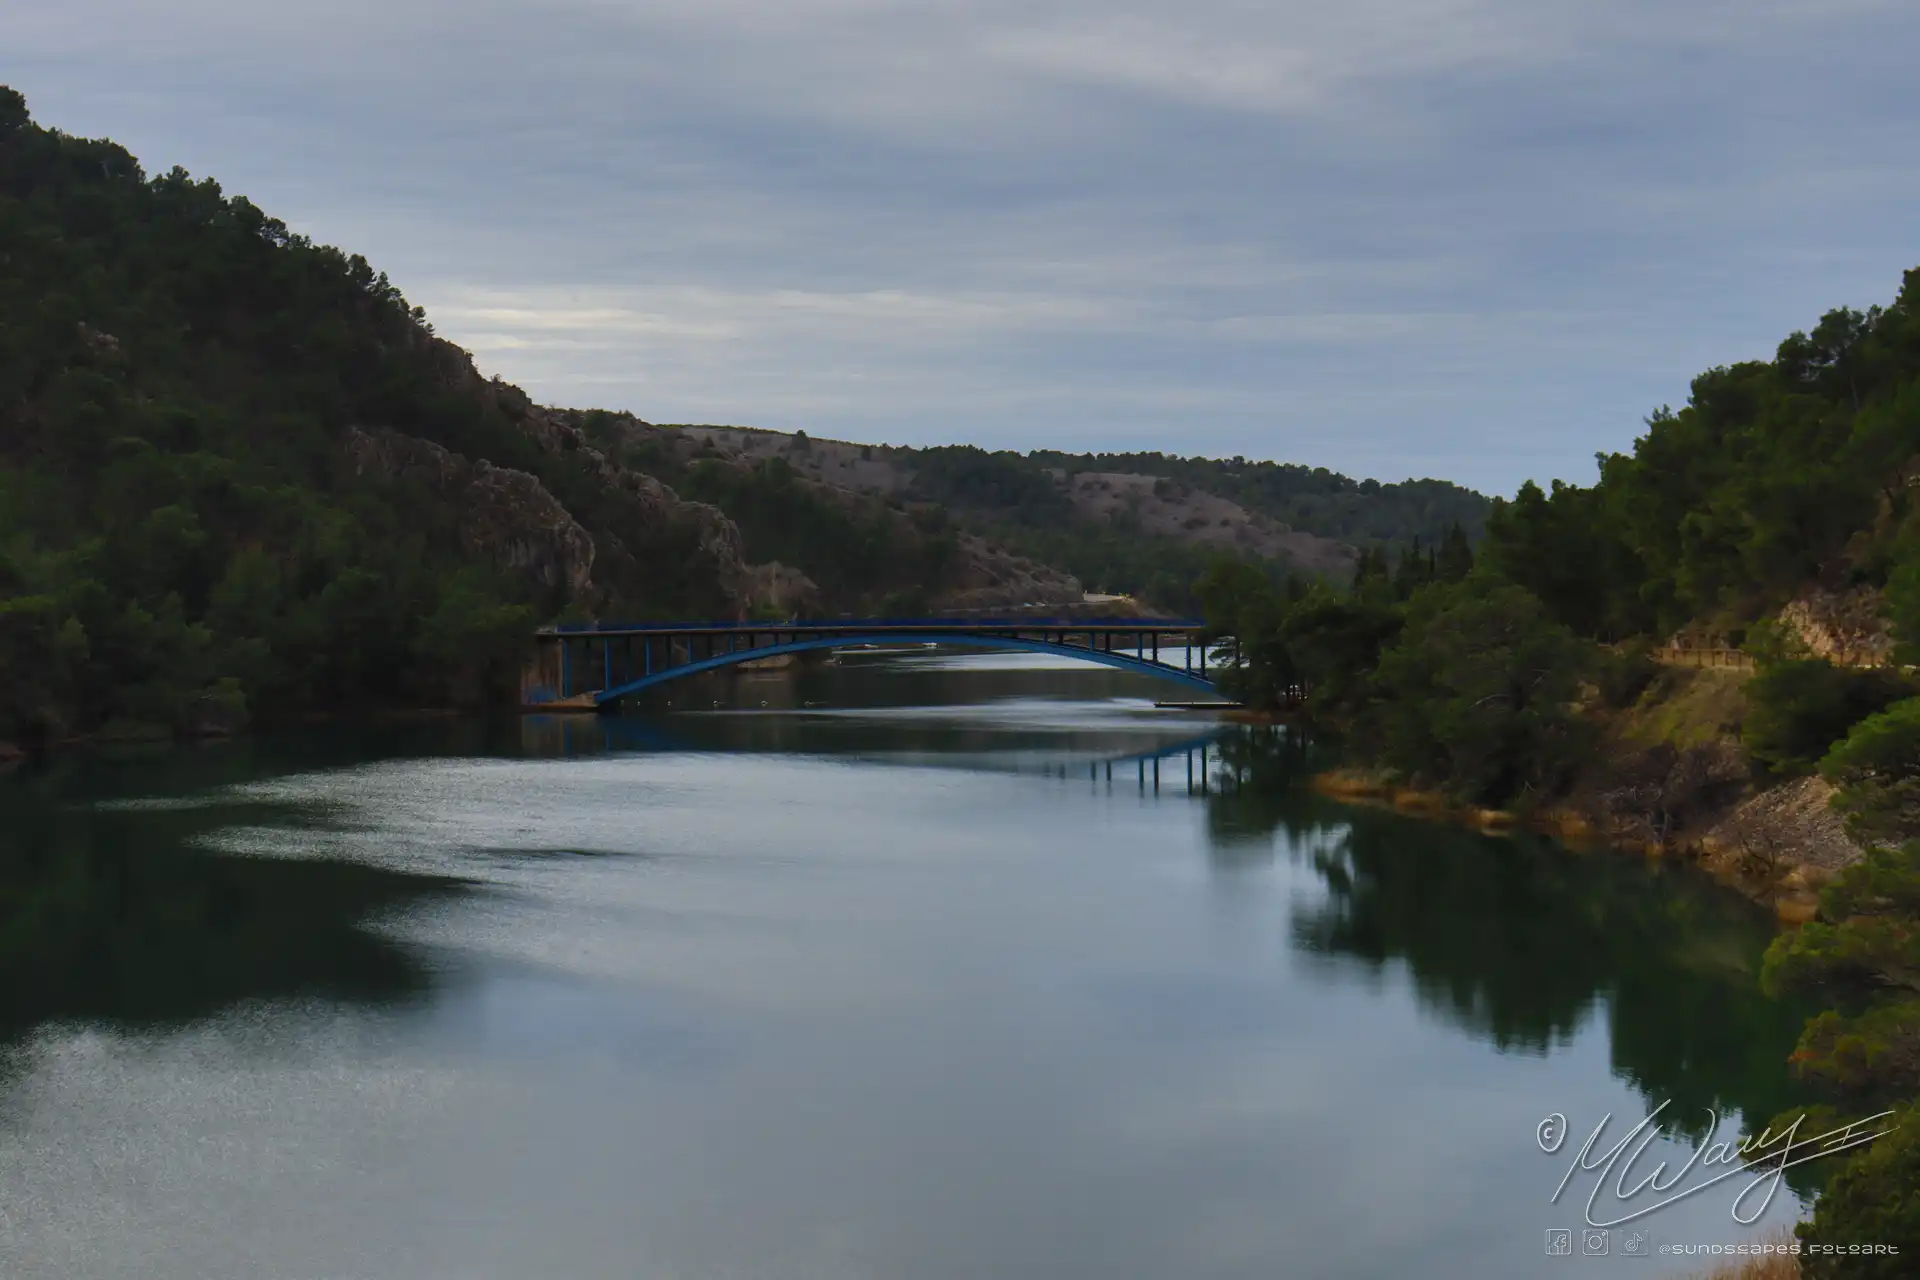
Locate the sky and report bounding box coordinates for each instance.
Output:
[9,1,1920,495]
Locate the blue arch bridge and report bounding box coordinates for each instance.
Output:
[522,617,1237,709]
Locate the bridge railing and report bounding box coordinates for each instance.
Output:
[544,616,1207,634]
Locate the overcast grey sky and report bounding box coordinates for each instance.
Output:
[11,1,1919,493]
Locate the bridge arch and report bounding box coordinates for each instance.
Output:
[591,632,1221,706]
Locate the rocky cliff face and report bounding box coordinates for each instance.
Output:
[937,534,1083,610]
[360,339,1092,618]
[344,427,599,601]
[1778,586,1894,666]
[1061,471,1357,577]
[564,412,1090,612]
[343,345,841,620]
[418,343,761,615]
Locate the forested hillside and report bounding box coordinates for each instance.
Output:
[574,414,1081,616]
[1210,268,1920,792]
[1024,449,1487,547]
[621,425,1488,612]
[1484,292,1920,644]
[1485,273,1920,1270]
[904,445,1371,604]
[903,443,1485,558]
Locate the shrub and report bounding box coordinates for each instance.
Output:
[1369,578,1594,807]
[1596,638,1662,709]
[1821,696,1920,847]
[1796,1106,1920,1279]
[1742,659,1913,778]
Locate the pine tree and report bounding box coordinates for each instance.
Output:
[1437,521,1474,582]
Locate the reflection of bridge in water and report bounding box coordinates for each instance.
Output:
[524,617,1227,706]
[1007,732,1243,796]
[522,710,1247,797]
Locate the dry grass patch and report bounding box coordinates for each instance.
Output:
[1616,666,1751,750]
[1683,1227,1800,1278]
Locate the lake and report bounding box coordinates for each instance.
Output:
[0,650,1818,1277]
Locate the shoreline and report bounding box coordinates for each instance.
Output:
[1308,767,1829,924]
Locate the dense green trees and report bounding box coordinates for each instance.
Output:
[1792,1112,1920,1279]
[906,445,1076,526]
[1482,273,1920,640]
[1198,523,1596,807]
[1821,700,1920,847]
[0,90,518,737]
[1761,829,1920,1267]
[1206,576,1592,808]
[1193,561,1310,705]
[1742,660,1915,779]
[1480,479,1651,639]
[1750,691,1920,1266]
[1369,579,1592,806]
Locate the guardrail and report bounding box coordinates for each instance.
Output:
[1654,647,1756,670]
[547,616,1205,635]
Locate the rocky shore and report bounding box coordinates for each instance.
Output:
[1307,752,1854,925]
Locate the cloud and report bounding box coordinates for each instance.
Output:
[8,0,1919,490]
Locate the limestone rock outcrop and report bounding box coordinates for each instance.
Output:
[345,427,598,600]
[359,339,1096,619]
[747,562,823,618]
[1778,586,1894,667]
[935,535,1084,611]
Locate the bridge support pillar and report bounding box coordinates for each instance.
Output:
[520,637,566,706]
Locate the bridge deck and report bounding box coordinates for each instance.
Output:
[524,617,1228,707]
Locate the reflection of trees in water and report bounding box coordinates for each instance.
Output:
[1196,726,1333,854]
[0,774,465,1045]
[1201,728,1817,1143]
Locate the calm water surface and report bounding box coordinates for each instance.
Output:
[0,652,1816,1278]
